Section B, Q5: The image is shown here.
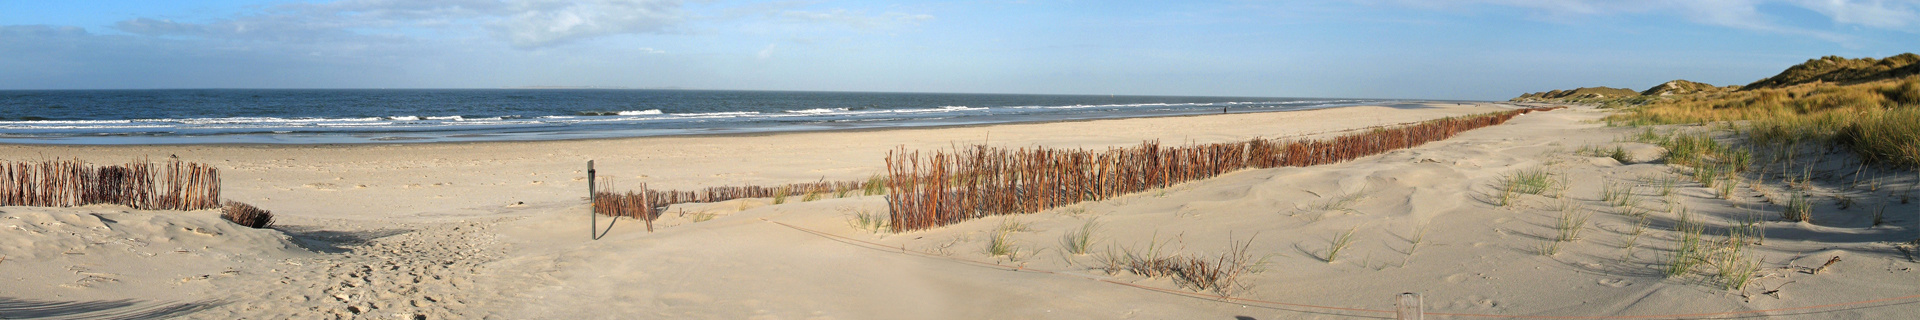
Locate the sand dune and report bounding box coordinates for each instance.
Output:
[3,102,1918,319]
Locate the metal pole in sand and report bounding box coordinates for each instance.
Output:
[588,160,596,240]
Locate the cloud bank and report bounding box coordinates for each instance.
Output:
[1378,0,1919,38]
[111,0,686,48]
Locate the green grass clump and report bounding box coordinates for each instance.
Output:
[1325,227,1360,263]
[1603,183,1640,209]
[985,230,1019,257]
[863,175,888,196]
[1554,208,1590,242]
[1508,168,1555,195]
[847,209,889,233]
[1657,174,1679,196]
[1783,193,1814,222]
[773,187,791,204]
[1497,169,1555,207]
[1835,107,1920,169]
[1610,146,1634,163]
[1708,234,1763,291]
[1060,219,1099,255]
[1664,220,1707,278]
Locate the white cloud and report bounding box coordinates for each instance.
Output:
[1371,0,1919,38]
[778,9,935,30]
[639,47,665,53]
[757,43,776,59]
[491,0,683,48]
[110,0,684,48]
[1789,0,1920,28]
[101,0,937,49]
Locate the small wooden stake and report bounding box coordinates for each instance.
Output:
[588,160,597,240]
[1397,292,1423,320]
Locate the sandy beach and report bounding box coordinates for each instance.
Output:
[4,102,1918,319]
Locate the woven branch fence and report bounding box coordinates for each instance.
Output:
[592,179,877,221]
[883,107,1563,232]
[0,158,221,211]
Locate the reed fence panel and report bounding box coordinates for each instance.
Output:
[0,158,220,211]
[883,107,1562,232]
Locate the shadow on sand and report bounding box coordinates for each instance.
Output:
[0,297,220,319]
[276,225,412,253]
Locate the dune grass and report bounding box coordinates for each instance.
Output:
[1554,207,1590,242]
[1783,192,1814,222]
[1497,169,1556,207]
[1096,235,1268,296]
[1664,219,1707,277]
[847,208,889,233]
[985,230,1019,257]
[1606,76,1920,169]
[1325,226,1360,263]
[863,175,888,196]
[1313,187,1369,212]
[1059,219,1100,255]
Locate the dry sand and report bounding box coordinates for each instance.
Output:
[2,102,1918,319]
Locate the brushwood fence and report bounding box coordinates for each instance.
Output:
[591,177,879,231]
[883,107,1563,232]
[0,158,221,211]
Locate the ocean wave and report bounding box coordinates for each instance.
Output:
[0,98,1385,139]
[0,119,136,125]
[576,109,663,116]
[785,108,848,114]
[672,111,759,118]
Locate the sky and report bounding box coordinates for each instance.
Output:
[1,0,1916,100]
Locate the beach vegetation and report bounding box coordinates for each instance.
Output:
[1783,192,1813,222]
[1663,218,1707,278]
[1611,146,1634,163]
[863,175,888,196]
[1324,226,1360,263]
[1553,207,1589,242]
[985,229,1020,258]
[687,210,718,222]
[1313,187,1368,212]
[1605,76,1920,170]
[1096,234,1266,296]
[1059,219,1100,255]
[847,208,889,233]
[1537,238,1561,256]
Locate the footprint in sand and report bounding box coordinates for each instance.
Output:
[1598,278,1632,287]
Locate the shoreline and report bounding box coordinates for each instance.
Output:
[0,100,1479,147]
[0,101,1522,221]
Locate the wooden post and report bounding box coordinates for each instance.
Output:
[588,160,597,240]
[1396,292,1422,320]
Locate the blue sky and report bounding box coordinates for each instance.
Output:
[2,0,1915,100]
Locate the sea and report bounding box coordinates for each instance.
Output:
[0,89,1399,144]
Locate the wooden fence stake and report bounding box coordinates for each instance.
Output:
[1397,292,1423,320]
[588,160,598,240]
